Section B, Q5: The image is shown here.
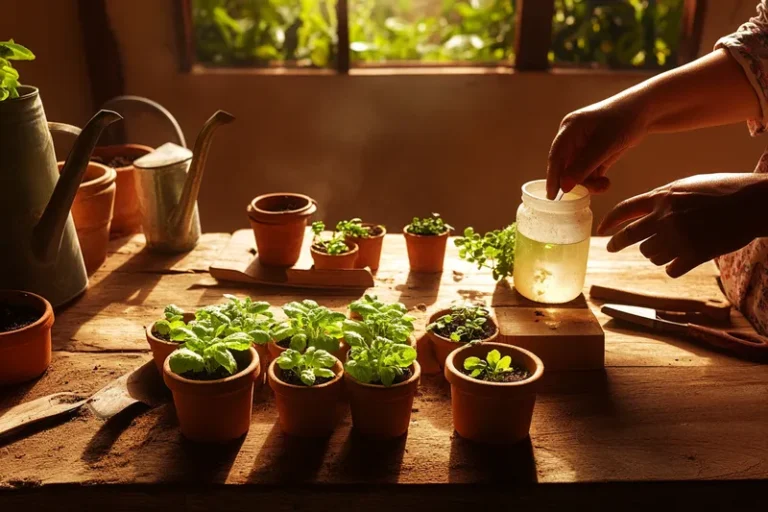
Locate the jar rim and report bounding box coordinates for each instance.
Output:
[521,180,590,212]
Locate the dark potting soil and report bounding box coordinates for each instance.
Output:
[370,366,412,386]
[0,304,41,333]
[151,329,177,342]
[278,368,334,386]
[277,338,291,349]
[356,225,384,238]
[91,154,136,168]
[431,316,498,343]
[463,365,531,383]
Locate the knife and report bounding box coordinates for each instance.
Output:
[0,359,169,440]
[602,303,768,361]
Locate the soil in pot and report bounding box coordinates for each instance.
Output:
[0,290,54,386]
[345,224,386,271]
[403,228,449,273]
[247,193,317,267]
[163,346,260,443]
[310,242,358,270]
[427,308,499,369]
[145,312,195,374]
[268,357,344,437]
[445,342,543,444]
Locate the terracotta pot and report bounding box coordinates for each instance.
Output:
[163,346,260,443]
[427,308,499,369]
[345,361,421,439]
[345,224,386,271]
[268,356,344,437]
[310,243,359,270]
[145,313,194,374]
[268,339,348,363]
[0,290,53,386]
[403,227,449,272]
[445,342,543,444]
[59,161,116,275]
[92,144,153,238]
[247,193,317,267]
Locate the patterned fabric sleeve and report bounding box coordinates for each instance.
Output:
[716,1,768,135]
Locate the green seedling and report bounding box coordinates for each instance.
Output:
[464,349,527,382]
[273,300,345,353]
[347,295,415,344]
[454,223,516,281]
[427,304,495,343]
[343,320,417,386]
[0,40,34,101]
[275,347,337,386]
[406,213,452,236]
[312,221,351,255]
[336,218,371,238]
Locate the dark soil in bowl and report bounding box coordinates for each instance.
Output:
[362,225,384,237]
[151,328,176,342]
[278,368,334,386]
[463,366,531,383]
[0,304,41,333]
[259,195,310,213]
[91,154,137,168]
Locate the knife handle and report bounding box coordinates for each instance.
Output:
[687,324,768,361]
[590,285,731,323]
[0,392,87,440]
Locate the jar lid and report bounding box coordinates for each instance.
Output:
[521,179,590,213]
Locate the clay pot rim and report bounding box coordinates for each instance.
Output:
[345,223,387,241]
[402,226,451,238]
[145,312,195,349]
[268,356,344,390]
[58,161,116,191]
[310,242,359,258]
[92,144,155,171]
[445,342,544,388]
[0,290,53,337]
[163,346,259,387]
[247,193,318,223]
[426,307,500,344]
[344,360,421,390]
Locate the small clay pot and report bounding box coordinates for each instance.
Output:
[92,144,153,238]
[345,224,386,271]
[163,346,260,443]
[403,227,449,272]
[145,313,194,374]
[310,242,359,270]
[0,290,54,386]
[427,308,499,369]
[445,342,543,444]
[268,356,344,437]
[59,161,117,275]
[247,193,317,267]
[344,361,421,439]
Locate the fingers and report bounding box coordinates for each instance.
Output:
[597,193,656,235]
[666,257,702,278]
[561,135,621,193]
[606,214,659,253]
[546,129,569,200]
[583,176,611,194]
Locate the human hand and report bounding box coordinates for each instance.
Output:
[597,173,768,277]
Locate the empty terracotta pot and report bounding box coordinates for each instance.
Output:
[0,290,53,386]
[427,308,499,369]
[345,224,386,271]
[92,144,153,238]
[310,243,359,270]
[268,356,344,437]
[345,361,421,439]
[145,313,194,374]
[247,193,317,267]
[403,227,449,272]
[445,342,543,444]
[60,161,117,275]
[163,346,260,443]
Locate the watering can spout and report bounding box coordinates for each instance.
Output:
[169,110,235,236]
[32,109,122,262]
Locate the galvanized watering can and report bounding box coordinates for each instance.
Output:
[0,86,121,307]
[133,110,234,253]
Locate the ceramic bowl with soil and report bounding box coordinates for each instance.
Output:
[445,342,543,444]
[0,290,54,386]
[145,312,195,374]
[342,222,386,271]
[427,305,499,369]
[267,355,344,437]
[163,346,260,443]
[247,193,318,267]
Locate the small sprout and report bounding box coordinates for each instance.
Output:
[427,304,496,343]
[406,213,453,236]
[275,347,337,387]
[463,349,529,382]
[454,223,516,281]
[312,221,352,255]
[336,218,376,239]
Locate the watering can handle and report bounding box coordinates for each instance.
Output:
[99,95,186,148]
[48,122,82,137]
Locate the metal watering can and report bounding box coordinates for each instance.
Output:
[0,86,122,307]
[133,110,234,253]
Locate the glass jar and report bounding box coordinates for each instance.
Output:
[513,180,592,304]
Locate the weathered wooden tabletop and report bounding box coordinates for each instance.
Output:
[1,233,766,510]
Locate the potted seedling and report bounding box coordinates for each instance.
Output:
[247,192,318,267]
[270,300,346,361]
[454,224,517,281]
[0,290,53,386]
[163,326,261,443]
[348,294,417,346]
[427,304,499,368]
[403,213,453,272]
[310,221,359,270]
[343,320,420,438]
[445,343,543,444]
[337,218,386,271]
[268,347,344,437]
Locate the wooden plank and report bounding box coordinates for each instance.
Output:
[514,0,556,71]
[336,0,350,73]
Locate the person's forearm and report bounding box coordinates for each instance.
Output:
[606,49,761,134]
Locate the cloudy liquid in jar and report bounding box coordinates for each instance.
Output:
[513,231,590,304]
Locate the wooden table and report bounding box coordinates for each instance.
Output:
[1,233,766,510]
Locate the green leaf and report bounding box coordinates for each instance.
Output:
[153,320,171,336]
[311,335,340,354]
[497,355,512,371]
[0,41,35,60]
[248,329,272,345]
[164,304,184,320]
[314,367,335,379]
[171,327,197,342]
[463,356,482,371]
[168,348,205,375]
[300,369,316,386]
[487,349,501,367]
[312,349,337,368]
[209,343,238,374]
[289,333,308,352]
[343,331,366,348]
[379,366,396,387]
[276,349,302,370]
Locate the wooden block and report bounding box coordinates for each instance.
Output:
[495,303,605,370]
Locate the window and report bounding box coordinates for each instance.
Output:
[180,0,704,72]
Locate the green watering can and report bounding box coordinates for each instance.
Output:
[0,86,122,307]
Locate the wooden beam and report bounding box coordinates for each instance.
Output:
[679,0,707,65]
[176,0,196,72]
[514,0,556,71]
[337,0,350,73]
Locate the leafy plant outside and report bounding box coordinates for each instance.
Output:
[454,223,516,281]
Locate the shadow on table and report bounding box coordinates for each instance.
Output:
[395,271,442,310]
[335,429,407,483]
[248,422,330,483]
[448,435,537,484]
